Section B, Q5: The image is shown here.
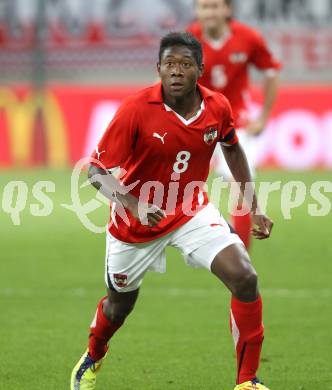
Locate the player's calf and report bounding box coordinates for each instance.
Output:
[89,289,139,361]
[71,290,139,389]
[211,244,264,384]
[103,289,139,323]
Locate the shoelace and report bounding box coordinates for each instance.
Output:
[252,378,265,386]
[76,355,96,382]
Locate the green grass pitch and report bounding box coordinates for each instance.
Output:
[0,169,331,390]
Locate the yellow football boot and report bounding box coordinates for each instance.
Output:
[234,378,270,390]
[70,349,105,390]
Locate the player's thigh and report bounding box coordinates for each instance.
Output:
[104,232,168,293]
[171,203,243,270]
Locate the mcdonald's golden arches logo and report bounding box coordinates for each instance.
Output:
[0,88,68,167]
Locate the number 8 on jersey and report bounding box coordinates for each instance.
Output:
[173,151,191,174]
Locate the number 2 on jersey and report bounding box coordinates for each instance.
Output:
[173,151,191,174]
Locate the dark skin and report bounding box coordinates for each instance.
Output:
[157,45,204,119]
[88,44,273,329]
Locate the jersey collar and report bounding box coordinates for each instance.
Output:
[164,100,205,126]
[203,25,232,50]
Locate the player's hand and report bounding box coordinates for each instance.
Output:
[139,203,166,227]
[251,213,273,240]
[246,117,266,136]
[126,196,166,227]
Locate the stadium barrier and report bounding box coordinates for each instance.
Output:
[0,84,331,170]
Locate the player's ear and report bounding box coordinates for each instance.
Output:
[157,62,161,76]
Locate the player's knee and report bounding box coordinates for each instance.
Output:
[232,269,258,301]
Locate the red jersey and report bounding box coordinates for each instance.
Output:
[91,83,238,243]
[187,20,281,127]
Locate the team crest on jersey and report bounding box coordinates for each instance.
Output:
[229,52,248,63]
[113,273,128,288]
[203,127,218,145]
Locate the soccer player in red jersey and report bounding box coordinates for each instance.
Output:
[71,32,273,390]
[187,0,281,249]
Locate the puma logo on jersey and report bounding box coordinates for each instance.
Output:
[153,132,168,144]
[95,147,106,160]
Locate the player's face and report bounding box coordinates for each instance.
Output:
[157,46,203,98]
[195,0,231,30]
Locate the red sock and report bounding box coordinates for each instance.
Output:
[88,296,124,361]
[230,295,264,384]
[232,209,251,249]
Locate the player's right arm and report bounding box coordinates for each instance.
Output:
[88,99,165,227]
[88,165,165,227]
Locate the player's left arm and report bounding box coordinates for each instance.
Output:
[220,96,273,239]
[221,141,273,239]
[247,31,282,136]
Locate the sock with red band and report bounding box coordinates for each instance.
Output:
[231,209,251,249]
[230,295,264,384]
[88,296,124,362]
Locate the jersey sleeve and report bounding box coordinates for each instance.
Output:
[250,31,282,72]
[90,100,139,170]
[219,97,238,146]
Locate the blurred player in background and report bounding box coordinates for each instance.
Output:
[187,0,281,249]
[71,32,273,390]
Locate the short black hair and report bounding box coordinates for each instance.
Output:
[159,32,203,66]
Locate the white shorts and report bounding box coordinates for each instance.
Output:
[104,203,243,292]
[211,130,256,180]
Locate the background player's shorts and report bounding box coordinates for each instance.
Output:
[211,129,256,180]
[105,203,243,292]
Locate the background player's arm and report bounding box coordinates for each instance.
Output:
[247,29,281,136]
[88,164,165,227]
[221,142,273,239]
[261,71,279,123]
[246,72,279,136]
